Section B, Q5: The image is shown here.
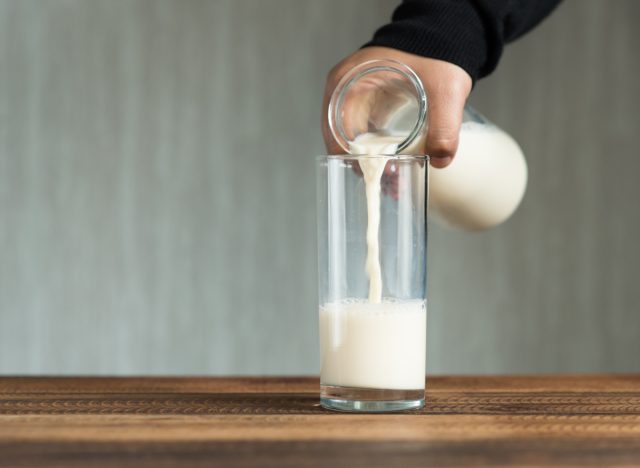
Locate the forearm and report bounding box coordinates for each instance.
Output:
[364,0,563,81]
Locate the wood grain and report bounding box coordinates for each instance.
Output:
[2,374,639,394]
[1,376,640,467]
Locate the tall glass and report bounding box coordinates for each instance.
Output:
[317,154,428,412]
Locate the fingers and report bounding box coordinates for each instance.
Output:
[424,80,468,168]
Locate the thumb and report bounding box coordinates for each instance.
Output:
[424,86,467,169]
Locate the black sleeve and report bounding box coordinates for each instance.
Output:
[364,0,562,81]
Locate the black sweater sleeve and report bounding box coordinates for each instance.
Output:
[364,0,562,81]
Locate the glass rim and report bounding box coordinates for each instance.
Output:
[317,154,429,162]
[328,59,427,155]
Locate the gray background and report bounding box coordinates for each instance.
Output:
[0,0,638,375]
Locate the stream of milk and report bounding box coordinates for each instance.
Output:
[348,133,404,303]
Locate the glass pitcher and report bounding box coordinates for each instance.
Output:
[328,59,528,231]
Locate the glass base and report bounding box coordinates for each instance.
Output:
[320,384,424,413]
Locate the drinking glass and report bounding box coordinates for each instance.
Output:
[317,154,428,412]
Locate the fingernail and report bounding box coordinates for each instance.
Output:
[432,156,452,168]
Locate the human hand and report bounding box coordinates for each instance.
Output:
[322,46,472,169]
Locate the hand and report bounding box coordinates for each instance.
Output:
[322,47,472,169]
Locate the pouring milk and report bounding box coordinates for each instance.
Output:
[320,59,528,393]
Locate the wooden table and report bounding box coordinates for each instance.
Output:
[1,376,639,467]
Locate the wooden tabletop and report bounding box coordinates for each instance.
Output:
[1,376,639,467]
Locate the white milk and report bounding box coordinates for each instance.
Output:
[429,122,528,231]
[349,133,402,303]
[320,299,426,390]
[318,133,426,391]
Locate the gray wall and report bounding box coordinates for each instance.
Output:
[0,0,638,375]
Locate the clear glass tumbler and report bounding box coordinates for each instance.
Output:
[317,154,428,412]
